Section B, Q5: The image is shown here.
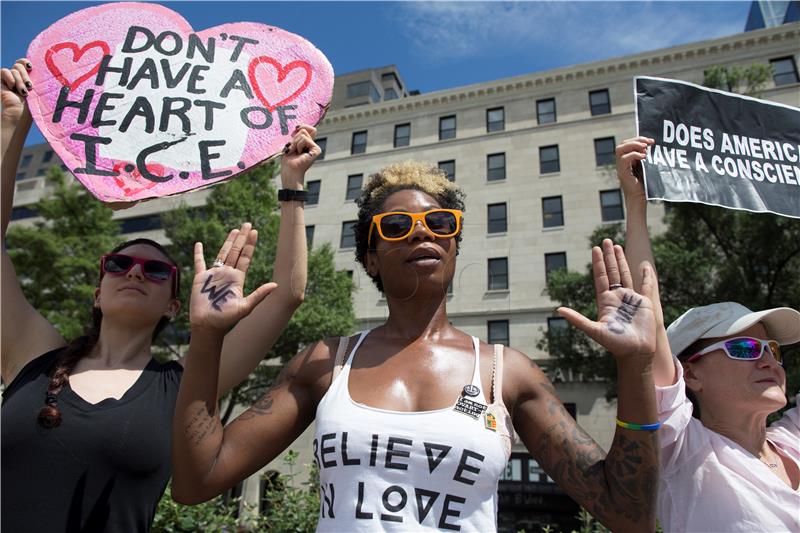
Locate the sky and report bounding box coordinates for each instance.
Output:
[2,1,753,146]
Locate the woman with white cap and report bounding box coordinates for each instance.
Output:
[616,136,800,532]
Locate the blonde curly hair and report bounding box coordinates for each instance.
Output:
[354,161,466,291]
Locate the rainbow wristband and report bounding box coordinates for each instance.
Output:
[616,418,661,431]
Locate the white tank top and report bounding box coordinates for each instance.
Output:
[313,331,514,532]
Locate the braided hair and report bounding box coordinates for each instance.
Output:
[37,238,179,428]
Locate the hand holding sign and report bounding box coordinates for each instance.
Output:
[25,2,334,204]
[280,124,321,188]
[615,136,655,206]
[0,59,32,124]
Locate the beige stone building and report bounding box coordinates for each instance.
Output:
[10,22,799,530]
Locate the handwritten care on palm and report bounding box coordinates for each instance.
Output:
[26,2,334,204]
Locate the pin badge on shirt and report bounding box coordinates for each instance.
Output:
[484,411,497,431]
[454,396,488,419]
[462,384,480,397]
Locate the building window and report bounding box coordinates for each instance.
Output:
[306,180,321,205]
[438,160,455,181]
[42,150,54,162]
[316,138,327,160]
[501,457,523,481]
[547,317,569,337]
[589,89,611,115]
[394,123,410,148]
[537,98,556,124]
[487,203,507,233]
[486,107,505,132]
[20,154,32,168]
[542,196,564,228]
[384,88,398,100]
[771,57,799,86]
[347,81,380,102]
[340,220,357,249]
[15,172,27,181]
[488,257,509,290]
[439,115,456,140]
[487,153,506,181]
[351,131,367,154]
[594,137,616,166]
[11,205,37,220]
[305,225,315,248]
[488,320,510,346]
[539,145,560,174]
[545,252,567,279]
[600,189,625,221]
[120,214,162,234]
[346,174,363,201]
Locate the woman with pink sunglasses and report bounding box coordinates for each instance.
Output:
[616,136,800,532]
[1,59,319,532]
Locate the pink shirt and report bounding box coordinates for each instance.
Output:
[657,359,800,532]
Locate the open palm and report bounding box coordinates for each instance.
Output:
[558,239,657,359]
[189,223,276,333]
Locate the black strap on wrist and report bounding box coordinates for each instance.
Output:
[277,189,308,202]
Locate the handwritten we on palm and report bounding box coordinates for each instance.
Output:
[189,223,277,333]
[558,239,657,358]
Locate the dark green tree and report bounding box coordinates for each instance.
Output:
[6,167,120,340]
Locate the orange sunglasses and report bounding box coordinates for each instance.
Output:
[368,209,463,243]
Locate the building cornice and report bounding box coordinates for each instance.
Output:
[323,24,799,127]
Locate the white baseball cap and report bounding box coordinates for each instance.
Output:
[666,302,800,358]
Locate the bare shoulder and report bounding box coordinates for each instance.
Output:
[499,345,554,412]
[290,334,360,401]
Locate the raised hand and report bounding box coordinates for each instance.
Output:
[557,239,657,358]
[615,136,654,204]
[280,124,321,187]
[1,58,32,124]
[190,223,277,333]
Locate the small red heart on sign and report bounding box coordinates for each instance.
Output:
[45,40,110,91]
[248,57,312,112]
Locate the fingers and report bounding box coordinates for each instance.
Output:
[215,228,240,265]
[243,282,279,314]
[590,245,609,296]
[2,59,32,95]
[614,244,634,288]
[224,222,251,267]
[236,229,258,274]
[193,242,206,273]
[602,239,621,288]
[285,127,319,157]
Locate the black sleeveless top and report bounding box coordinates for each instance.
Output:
[1,348,183,532]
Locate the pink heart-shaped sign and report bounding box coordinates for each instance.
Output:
[26,2,334,205]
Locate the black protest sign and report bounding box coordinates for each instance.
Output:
[636,76,800,219]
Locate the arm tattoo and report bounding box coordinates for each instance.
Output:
[608,294,642,335]
[534,384,657,529]
[230,369,289,423]
[185,404,220,446]
[201,274,235,311]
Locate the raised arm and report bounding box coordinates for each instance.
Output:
[616,137,674,386]
[510,239,659,531]
[208,125,319,397]
[172,232,328,503]
[1,59,65,384]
